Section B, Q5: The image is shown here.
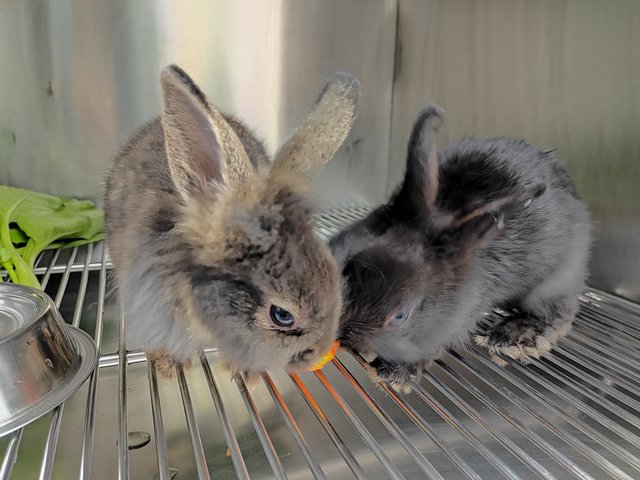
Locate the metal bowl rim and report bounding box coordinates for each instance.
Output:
[0,283,54,345]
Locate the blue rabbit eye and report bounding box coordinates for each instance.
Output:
[387,307,410,328]
[270,305,295,328]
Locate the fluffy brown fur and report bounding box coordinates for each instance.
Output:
[105,65,359,379]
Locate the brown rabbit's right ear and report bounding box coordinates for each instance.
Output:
[160,65,254,200]
[393,105,444,216]
[270,72,360,182]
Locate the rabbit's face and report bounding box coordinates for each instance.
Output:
[331,211,466,364]
[331,105,547,366]
[188,187,341,373]
[147,65,358,374]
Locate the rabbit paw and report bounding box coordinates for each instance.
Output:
[368,358,423,394]
[240,371,263,390]
[148,349,192,380]
[218,360,263,390]
[474,317,554,366]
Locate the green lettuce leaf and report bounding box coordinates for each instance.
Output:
[0,185,104,288]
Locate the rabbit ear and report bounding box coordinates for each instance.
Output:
[160,65,254,199]
[451,184,546,229]
[432,212,505,267]
[270,72,360,181]
[395,105,444,214]
[437,184,547,261]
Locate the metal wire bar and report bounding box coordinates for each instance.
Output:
[53,247,78,306]
[79,246,108,479]
[33,262,111,276]
[434,359,595,480]
[289,374,367,480]
[576,307,640,352]
[199,352,249,480]
[99,351,156,368]
[314,370,405,480]
[449,350,637,479]
[557,339,640,392]
[574,313,640,358]
[582,292,640,322]
[476,317,640,450]
[71,244,93,328]
[0,431,22,480]
[409,376,521,480]
[578,311,640,350]
[574,326,640,373]
[581,295,640,333]
[491,349,640,451]
[419,367,554,480]
[96,348,218,369]
[33,249,45,270]
[528,357,640,431]
[147,360,171,480]
[351,355,482,480]
[262,374,326,480]
[462,348,640,474]
[176,366,211,480]
[39,250,60,288]
[235,376,286,480]
[38,247,81,480]
[313,208,368,235]
[542,344,640,413]
[331,358,444,480]
[584,290,640,317]
[577,307,640,341]
[578,307,640,342]
[117,306,128,479]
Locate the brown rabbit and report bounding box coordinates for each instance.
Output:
[104,65,359,379]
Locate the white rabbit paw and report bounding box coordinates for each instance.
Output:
[474,317,555,366]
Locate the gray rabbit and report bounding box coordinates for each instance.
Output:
[105,65,359,379]
[330,106,591,389]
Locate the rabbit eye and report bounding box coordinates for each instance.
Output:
[270,305,295,328]
[386,307,410,329]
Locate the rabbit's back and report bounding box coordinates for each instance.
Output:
[437,137,574,210]
[438,138,590,305]
[105,121,170,235]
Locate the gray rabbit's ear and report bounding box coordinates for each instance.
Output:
[438,184,547,261]
[395,105,444,213]
[450,184,546,231]
[270,72,360,181]
[160,65,254,200]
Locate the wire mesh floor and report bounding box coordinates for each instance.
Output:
[2,207,640,479]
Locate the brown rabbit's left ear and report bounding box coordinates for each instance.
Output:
[270,72,360,182]
[160,65,255,200]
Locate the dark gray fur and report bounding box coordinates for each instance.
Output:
[331,106,591,387]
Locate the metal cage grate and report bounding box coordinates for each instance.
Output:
[1,207,640,479]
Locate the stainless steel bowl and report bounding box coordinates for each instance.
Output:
[0,283,97,436]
